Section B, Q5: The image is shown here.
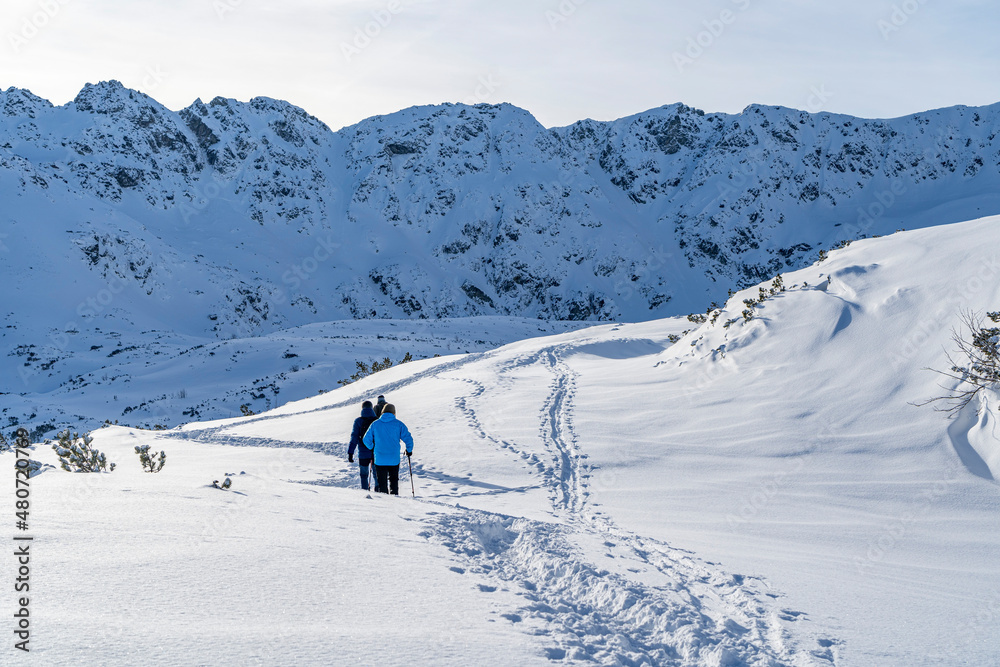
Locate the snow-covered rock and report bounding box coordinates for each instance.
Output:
[3,82,1000,434]
[2,82,999,329]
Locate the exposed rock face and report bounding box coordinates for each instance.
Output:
[2,81,999,331]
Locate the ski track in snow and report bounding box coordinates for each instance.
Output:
[164,340,840,665]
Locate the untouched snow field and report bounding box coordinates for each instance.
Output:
[5,216,1000,665]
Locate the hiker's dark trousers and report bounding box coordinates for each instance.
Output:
[375,464,400,496]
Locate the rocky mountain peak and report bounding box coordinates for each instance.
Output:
[1,82,998,334]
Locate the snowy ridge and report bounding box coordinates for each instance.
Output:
[2,83,1000,329]
[0,313,585,435]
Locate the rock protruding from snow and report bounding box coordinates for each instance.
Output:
[2,83,1000,329]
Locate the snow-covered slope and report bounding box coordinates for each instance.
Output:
[0,316,586,436]
[2,82,999,328]
[4,82,1000,435]
[11,216,999,665]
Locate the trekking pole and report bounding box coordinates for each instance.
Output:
[406,454,415,497]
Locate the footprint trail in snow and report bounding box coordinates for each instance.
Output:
[169,339,841,664]
[424,341,841,665]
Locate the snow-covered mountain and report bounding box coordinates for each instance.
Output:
[11,215,999,665]
[3,81,1000,433]
[3,81,999,329]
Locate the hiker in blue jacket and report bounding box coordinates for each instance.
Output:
[348,400,379,492]
[361,403,413,496]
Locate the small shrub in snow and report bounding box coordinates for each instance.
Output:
[687,313,707,324]
[51,430,116,472]
[741,275,785,323]
[705,301,722,325]
[29,423,55,442]
[817,249,828,263]
[0,431,8,453]
[337,352,414,386]
[134,444,166,472]
[240,404,255,416]
[920,310,1000,414]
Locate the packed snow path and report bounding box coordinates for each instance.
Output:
[173,337,839,665]
[429,342,838,665]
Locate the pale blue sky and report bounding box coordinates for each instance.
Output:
[1,0,997,130]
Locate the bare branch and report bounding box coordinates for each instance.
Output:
[918,309,1000,416]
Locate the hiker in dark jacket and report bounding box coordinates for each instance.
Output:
[348,401,379,491]
[362,403,413,496]
[373,394,388,417]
